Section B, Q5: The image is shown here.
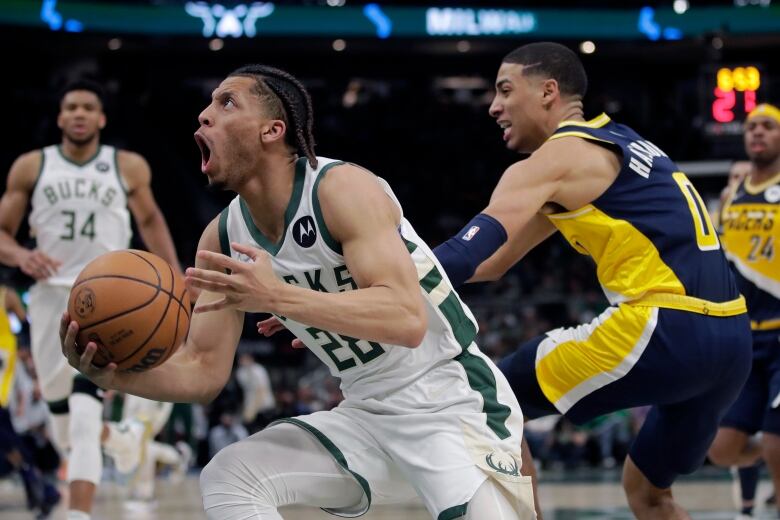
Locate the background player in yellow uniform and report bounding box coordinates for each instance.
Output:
[0,285,61,517]
[708,103,780,519]
[432,42,752,519]
[0,80,182,520]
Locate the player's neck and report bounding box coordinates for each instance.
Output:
[749,157,780,186]
[60,138,100,164]
[239,155,299,244]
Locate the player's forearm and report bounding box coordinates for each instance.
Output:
[110,346,227,404]
[270,283,426,347]
[0,231,26,267]
[137,213,181,271]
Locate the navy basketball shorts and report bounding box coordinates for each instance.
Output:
[498,304,752,488]
[721,331,780,435]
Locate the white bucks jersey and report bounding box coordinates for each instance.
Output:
[220,157,479,400]
[29,145,132,286]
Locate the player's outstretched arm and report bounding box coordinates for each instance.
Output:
[60,217,243,404]
[433,146,565,286]
[120,151,182,272]
[0,151,62,279]
[186,164,427,348]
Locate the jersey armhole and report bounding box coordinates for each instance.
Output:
[29,149,46,197]
[218,207,231,257]
[312,161,346,255]
[113,148,130,197]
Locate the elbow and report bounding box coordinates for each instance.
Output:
[399,304,427,348]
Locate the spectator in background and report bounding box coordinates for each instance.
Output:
[208,412,248,459]
[235,352,275,433]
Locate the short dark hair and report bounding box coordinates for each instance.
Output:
[59,79,106,107]
[229,64,317,169]
[503,42,587,99]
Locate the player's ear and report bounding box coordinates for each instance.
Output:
[541,78,559,107]
[98,112,106,131]
[260,120,286,144]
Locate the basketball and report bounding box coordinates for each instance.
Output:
[67,249,190,372]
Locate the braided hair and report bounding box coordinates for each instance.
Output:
[229,65,317,168]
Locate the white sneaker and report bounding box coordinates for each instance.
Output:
[108,419,149,475]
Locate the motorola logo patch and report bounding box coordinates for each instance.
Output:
[292,216,317,248]
[95,161,110,173]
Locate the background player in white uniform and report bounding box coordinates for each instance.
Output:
[0,80,182,520]
[60,65,535,519]
[121,394,192,508]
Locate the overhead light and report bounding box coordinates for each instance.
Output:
[673,0,689,14]
[332,39,346,51]
[579,41,596,54]
[209,38,224,51]
[107,38,122,50]
[326,0,346,6]
[456,40,471,53]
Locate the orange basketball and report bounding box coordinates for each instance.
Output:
[67,250,190,372]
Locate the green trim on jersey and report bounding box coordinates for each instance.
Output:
[56,144,102,167]
[403,238,478,349]
[438,503,468,520]
[455,349,512,440]
[312,160,347,255]
[218,208,230,257]
[30,149,46,198]
[272,417,372,517]
[238,157,306,256]
[439,292,478,348]
[113,147,129,195]
[46,397,69,415]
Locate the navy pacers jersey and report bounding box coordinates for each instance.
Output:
[545,114,740,306]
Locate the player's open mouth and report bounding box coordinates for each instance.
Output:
[194,133,212,171]
[497,120,511,141]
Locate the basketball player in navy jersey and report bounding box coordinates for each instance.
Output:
[429,42,752,519]
[0,80,181,520]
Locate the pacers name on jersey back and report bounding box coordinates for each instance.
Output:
[219,157,479,400]
[721,174,780,332]
[29,145,132,286]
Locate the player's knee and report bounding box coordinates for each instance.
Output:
[707,435,741,467]
[200,443,248,494]
[68,394,102,443]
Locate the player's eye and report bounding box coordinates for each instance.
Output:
[222,97,235,108]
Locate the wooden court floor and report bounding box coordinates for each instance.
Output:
[0,472,775,519]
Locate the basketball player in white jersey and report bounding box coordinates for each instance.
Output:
[121,394,191,508]
[0,80,182,520]
[59,66,536,519]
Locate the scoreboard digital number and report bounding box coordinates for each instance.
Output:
[712,66,760,123]
[704,65,765,138]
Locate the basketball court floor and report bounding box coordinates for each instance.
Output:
[0,468,775,519]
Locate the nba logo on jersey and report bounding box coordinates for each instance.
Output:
[462,226,480,241]
[292,216,317,248]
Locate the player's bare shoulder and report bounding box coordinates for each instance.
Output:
[6,149,44,192]
[317,162,400,235]
[116,149,151,193]
[533,133,621,209]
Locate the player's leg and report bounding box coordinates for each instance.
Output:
[199,422,365,520]
[760,343,780,517]
[625,362,750,520]
[708,354,764,467]
[66,377,104,516]
[464,478,534,520]
[498,334,559,519]
[737,464,761,518]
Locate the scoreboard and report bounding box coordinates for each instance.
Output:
[704,65,766,137]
